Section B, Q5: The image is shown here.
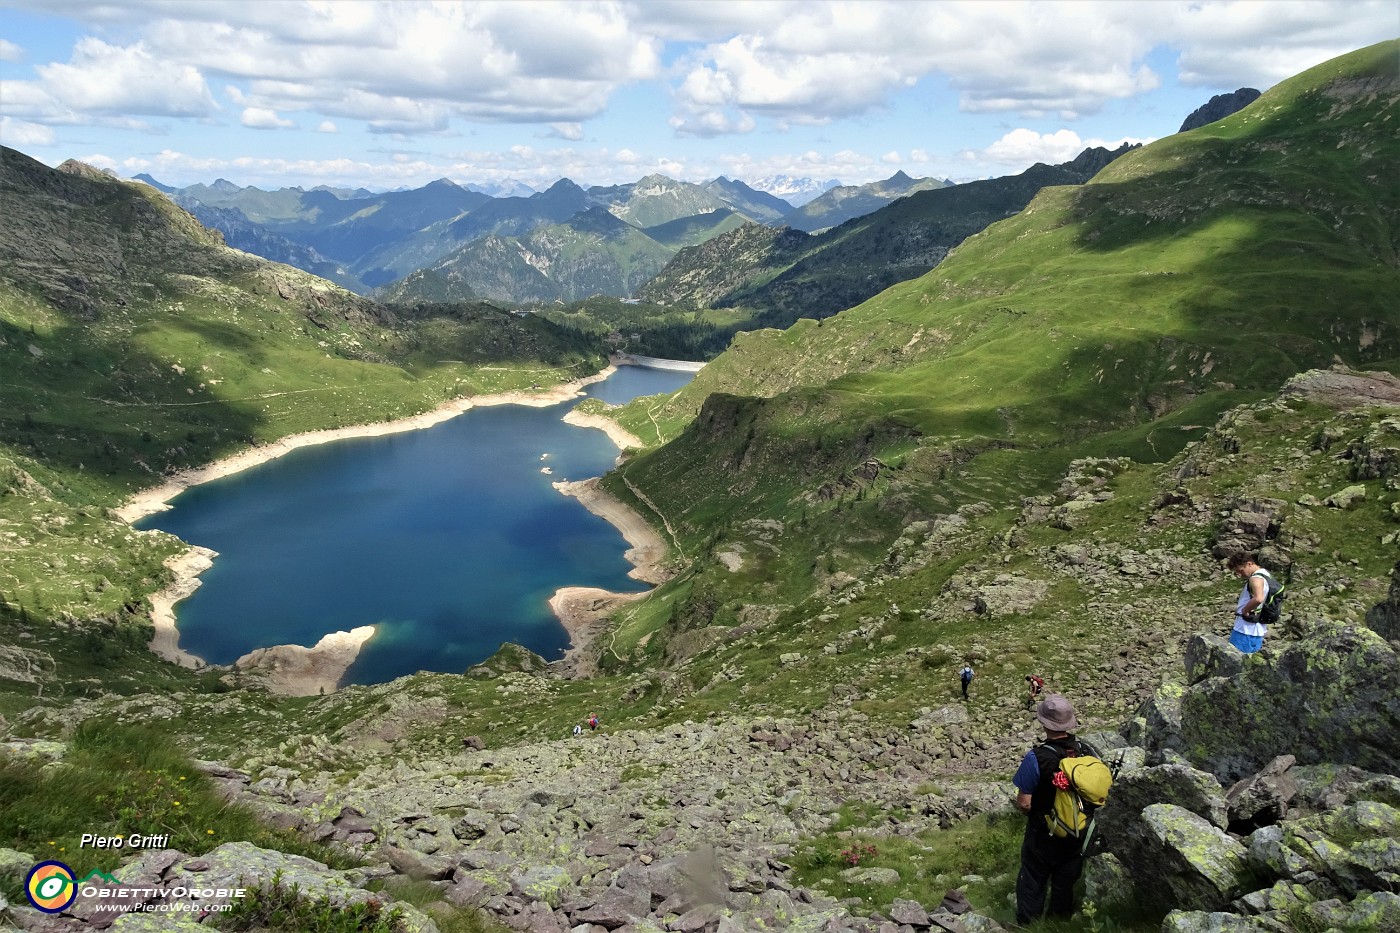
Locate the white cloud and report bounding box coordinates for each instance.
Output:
[0,38,23,62]
[134,2,661,129]
[881,151,902,164]
[32,37,217,118]
[547,122,584,140]
[316,120,337,133]
[241,107,294,129]
[663,0,1396,135]
[0,116,56,146]
[1166,0,1399,88]
[965,128,1155,168]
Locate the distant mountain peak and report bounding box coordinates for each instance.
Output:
[209,178,241,193]
[1179,88,1262,133]
[540,178,586,196]
[426,177,462,189]
[133,172,177,193]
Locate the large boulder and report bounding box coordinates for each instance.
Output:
[1225,756,1298,834]
[1178,621,1400,781]
[1185,635,1245,686]
[1100,763,1232,908]
[1099,763,1229,839]
[1139,804,1252,912]
[1122,681,1185,752]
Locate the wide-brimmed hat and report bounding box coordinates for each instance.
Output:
[1036,694,1079,732]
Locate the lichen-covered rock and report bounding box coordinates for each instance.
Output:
[110,916,206,932]
[1243,825,1310,879]
[0,739,67,764]
[1141,804,1250,911]
[1298,890,1400,931]
[382,844,455,881]
[1324,484,1367,509]
[1160,909,1286,931]
[1083,853,1135,913]
[1185,634,1245,687]
[1123,681,1185,752]
[1178,621,1400,781]
[0,847,35,882]
[838,866,900,886]
[511,865,572,908]
[1099,761,1230,880]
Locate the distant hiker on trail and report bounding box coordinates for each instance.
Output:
[1012,694,1102,926]
[959,664,974,700]
[1227,552,1277,654]
[587,712,600,731]
[572,724,583,737]
[1025,674,1045,708]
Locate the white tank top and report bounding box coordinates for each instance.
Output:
[1234,569,1272,636]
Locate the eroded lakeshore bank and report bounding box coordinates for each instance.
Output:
[115,365,617,524]
[125,364,619,694]
[549,477,672,677]
[561,409,645,450]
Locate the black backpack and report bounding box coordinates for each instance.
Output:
[1250,571,1287,625]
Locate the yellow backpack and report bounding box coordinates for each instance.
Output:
[1043,745,1113,840]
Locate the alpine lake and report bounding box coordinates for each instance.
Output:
[134,365,696,685]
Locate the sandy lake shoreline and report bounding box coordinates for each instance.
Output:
[122,360,674,694]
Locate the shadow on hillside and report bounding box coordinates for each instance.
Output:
[0,312,265,497]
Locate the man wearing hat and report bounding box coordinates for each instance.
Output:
[1011,694,1098,925]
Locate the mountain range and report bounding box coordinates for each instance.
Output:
[137,170,953,302]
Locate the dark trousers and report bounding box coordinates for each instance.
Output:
[961,680,970,698]
[1016,825,1083,923]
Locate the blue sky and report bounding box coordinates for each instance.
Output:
[1,1,1395,192]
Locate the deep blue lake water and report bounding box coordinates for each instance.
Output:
[135,365,695,685]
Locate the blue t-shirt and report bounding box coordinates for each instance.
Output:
[1013,749,1041,794]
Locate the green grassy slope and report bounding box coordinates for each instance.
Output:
[601,41,1399,643]
[0,146,603,638]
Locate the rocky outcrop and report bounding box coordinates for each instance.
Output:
[1179,88,1262,132]
[1095,597,1400,931]
[1178,620,1400,781]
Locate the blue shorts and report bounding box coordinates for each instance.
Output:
[1229,630,1264,654]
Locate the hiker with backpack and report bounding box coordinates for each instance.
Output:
[959,664,974,700]
[1024,673,1045,709]
[1012,694,1111,926]
[1226,552,1283,654]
